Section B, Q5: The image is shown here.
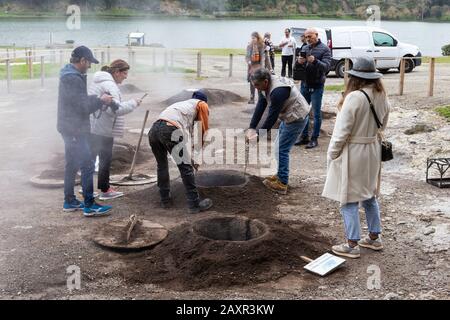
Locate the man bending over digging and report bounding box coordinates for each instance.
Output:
[246,68,311,194]
[148,90,213,214]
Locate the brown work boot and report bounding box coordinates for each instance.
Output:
[263,177,288,195]
[265,175,278,182]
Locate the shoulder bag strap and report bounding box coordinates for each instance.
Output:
[359,89,382,129]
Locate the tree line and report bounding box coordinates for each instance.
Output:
[0,0,449,21]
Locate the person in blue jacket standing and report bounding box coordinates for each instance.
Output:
[57,46,118,217]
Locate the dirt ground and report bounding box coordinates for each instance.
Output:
[0,58,449,300]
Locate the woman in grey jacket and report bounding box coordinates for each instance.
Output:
[88,59,142,200]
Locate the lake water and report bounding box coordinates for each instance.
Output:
[0,18,449,56]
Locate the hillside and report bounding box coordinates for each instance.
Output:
[0,0,449,21]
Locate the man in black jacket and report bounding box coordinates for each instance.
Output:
[57,46,117,217]
[295,28,331,149]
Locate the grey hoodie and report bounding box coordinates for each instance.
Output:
[89,71,138,138]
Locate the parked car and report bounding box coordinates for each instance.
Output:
[289,25,422,78]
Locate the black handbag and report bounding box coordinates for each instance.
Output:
[359,90,393,162]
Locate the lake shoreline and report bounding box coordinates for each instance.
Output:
[0,12,449,23]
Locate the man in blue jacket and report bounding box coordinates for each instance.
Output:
[295,28,331,149]
[57,46,117,217]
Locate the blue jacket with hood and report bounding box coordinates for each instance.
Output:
[57,64,104,135]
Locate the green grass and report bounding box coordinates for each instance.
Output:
[0,63,60,80]
[436,105,450,121]
[188,48,245,56]
[325,84,345,92]
[422,56,450,63]
[133,64,195,74]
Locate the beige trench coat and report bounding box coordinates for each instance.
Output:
[322,86,390,205]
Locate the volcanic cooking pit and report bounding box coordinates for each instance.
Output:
[193,216,269,242]
[195,170,249,188]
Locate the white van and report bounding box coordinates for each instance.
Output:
[290,26,422,78]
[328,26,422,77]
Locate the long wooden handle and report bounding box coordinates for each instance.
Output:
[128,110,150,179]
[125,214,138,244]
[300,256,313,263]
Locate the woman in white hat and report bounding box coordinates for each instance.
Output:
[322,57,391,259]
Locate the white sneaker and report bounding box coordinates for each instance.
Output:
[332,243,361,259]
[99,188,124,201]
[358,236,383,251]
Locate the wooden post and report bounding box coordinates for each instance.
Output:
[6,59,11,94]
[131,51,136,69]
[152,48,156,68]
[399,58,406,96]
[128,49,132,68]
[6,48,9,59]
[344,58,350,88]
[197,51,202,78]
[164,50,168,74]
[107,46,111,64]
[33,45,36,62]
[229,53,233,77]
[428,57,436,97]
[27,50,33,79]
[101,51,105,66]
[40,56,45,88]
[59,50,64,68]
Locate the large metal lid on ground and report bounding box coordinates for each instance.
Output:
[92,216,168,251]
[110,173,157,186]
[30,171,80,188]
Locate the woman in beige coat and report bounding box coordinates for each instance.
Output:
[322,57,390,259]
[246,31,265,104]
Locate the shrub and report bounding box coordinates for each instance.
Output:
[442,44,450,56]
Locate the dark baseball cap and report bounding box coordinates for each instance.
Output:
[71,46,99,64]
[192,90,208,103]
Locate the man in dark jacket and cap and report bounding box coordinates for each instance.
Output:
[58,46,117,217]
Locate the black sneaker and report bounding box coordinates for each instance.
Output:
[295,136,310,146]
[188,198,213,214]
[305,139,318,149]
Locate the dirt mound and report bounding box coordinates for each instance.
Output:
[164,88,244,107]
[36,143,151,178]
[115,173,332,291]
[111,142,151,173]
[37,153,65,179]
[119,84,145,94]
[120,217,331,290]
[126,174,279,215]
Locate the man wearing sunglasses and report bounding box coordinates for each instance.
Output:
[295,28,331,149]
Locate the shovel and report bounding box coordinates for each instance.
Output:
[127,109,149,180]
[110,110,157,186]
[300,253,346,277]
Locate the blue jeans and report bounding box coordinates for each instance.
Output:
[340,197,382,241]
[300,82,324,140]
[275,116,309,185]
[61,134,95,207]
